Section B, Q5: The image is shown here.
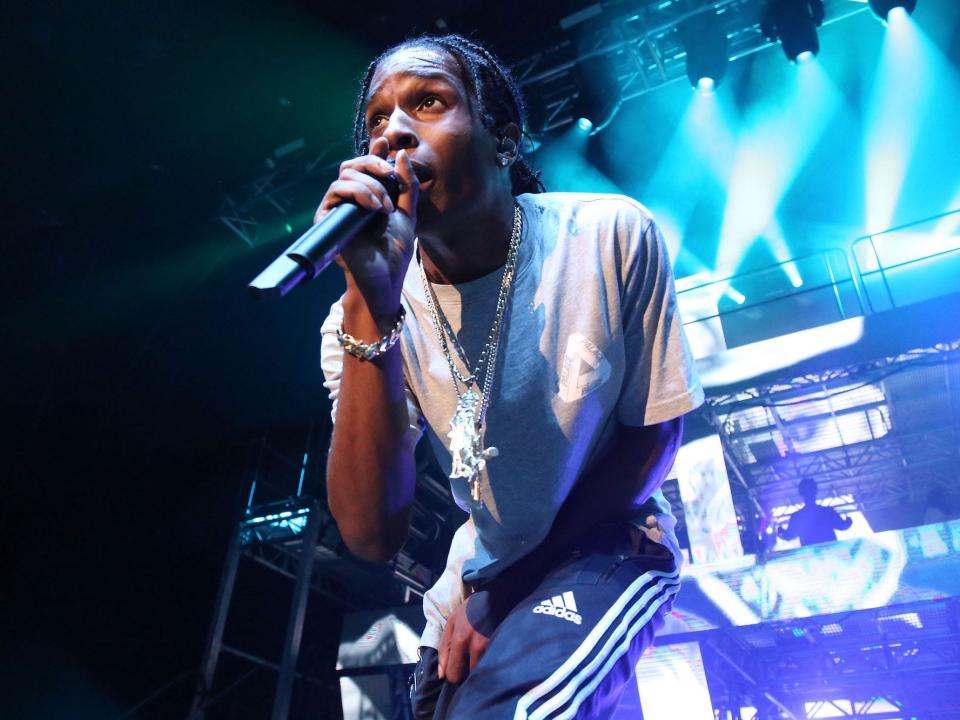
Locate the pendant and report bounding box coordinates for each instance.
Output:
[447,389,499,502]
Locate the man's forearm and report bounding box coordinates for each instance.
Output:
[481,417,683,602]
[327,290,416,562]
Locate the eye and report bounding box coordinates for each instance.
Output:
[367,114,387,132]
[418,95,443,111]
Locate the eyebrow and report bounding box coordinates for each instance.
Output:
[365,71,459,107]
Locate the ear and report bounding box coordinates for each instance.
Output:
[496,123,521,156]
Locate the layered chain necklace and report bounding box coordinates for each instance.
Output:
[417,202,523,504]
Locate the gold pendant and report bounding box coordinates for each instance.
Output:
[447,389,498,503]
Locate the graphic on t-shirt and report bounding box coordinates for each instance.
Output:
[559,332,611,403]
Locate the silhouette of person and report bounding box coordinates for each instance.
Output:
[778,478,852,547]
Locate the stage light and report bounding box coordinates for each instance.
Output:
[725,285,746,305]
[679,10,729,91]
[869,0,917,23]
[761,0,825,63]
[570,55,622,136]
[796,50,815,64]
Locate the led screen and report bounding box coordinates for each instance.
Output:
[663,520,960,635]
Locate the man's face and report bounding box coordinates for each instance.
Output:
[363,46,501,229]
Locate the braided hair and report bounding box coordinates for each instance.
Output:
[351,34,545,196]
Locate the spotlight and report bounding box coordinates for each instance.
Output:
[868,0,917,22]
[679,10,729,91]
[761,0,825,63]
[570,54,622,135]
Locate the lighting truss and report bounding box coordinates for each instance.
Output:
[697,341,960,532]
[700,599,960,719]
[512,0,868,133]
[218,148,343,247]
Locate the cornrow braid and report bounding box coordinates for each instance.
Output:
[351,33,545,196]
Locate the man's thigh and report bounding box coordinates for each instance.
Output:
[440,529,679,720]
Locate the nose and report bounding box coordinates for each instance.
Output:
[382,107,418,153]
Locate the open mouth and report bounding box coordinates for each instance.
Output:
[410,161,435,189]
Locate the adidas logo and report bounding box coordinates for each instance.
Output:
[532,591,582,625]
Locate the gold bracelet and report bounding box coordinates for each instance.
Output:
[336,306,406,361]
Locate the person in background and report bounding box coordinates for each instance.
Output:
[778,478,852,547]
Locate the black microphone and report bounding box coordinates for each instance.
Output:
[247,170,402,301]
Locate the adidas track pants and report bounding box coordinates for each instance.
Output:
[411,523,680,719]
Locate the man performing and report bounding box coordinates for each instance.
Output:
[319,34,703,719]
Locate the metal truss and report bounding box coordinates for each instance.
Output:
[218,148,343,247]
[512,0,869,133]
[735,425,959,509]
[220,2,875,246]
[190,423,455,719]
[700,599,960,720]
[693,342,960,534]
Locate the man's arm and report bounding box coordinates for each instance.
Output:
[438,417,682,682]
[778,516,798,540]
[831,509,853,531]
[326,289,417,562]
[322,141,420,563]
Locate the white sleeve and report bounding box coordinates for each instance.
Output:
[320,296,425,450]
[419,517,477,650]
[616,207,704,426]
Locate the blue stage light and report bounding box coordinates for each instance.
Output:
[697,77,716,94]
[864,3,935,234]
[680,10,729,91]
[796,50,815,64]
[576,117,594,134]
[761,0,824,63]
[888,6,909,22]
[869,0,918,23]
[726,285,746,305]
[571,55,621,136]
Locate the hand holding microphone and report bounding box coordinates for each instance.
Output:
[247,137,419,306]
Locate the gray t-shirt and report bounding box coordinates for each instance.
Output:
[321,192,703,649]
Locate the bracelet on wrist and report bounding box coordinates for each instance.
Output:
[337,305,406,361]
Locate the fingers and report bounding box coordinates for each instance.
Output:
[394,148,420,220]
[468,634,489,673]
[315,169,396,223]
[437,616,452,680]
[315,140,398,222]
[437,612,466,684]
[442,636,469,685]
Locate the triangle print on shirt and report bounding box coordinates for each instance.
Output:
[558,332,612,403]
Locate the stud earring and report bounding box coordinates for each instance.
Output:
[497,155,510,167]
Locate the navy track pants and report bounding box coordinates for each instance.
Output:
[411,523,680,719]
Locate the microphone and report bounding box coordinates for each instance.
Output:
[247,170,402,301]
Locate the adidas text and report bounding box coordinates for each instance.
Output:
[533,604,582,624]
[533,592,582,624]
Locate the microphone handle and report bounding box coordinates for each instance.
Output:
[247,172,401,302]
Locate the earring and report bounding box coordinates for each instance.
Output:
[496,136,516,168]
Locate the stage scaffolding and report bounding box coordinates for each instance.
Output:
[187,426,460,720]
[697,341,960,543]
[692,597,960,720]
